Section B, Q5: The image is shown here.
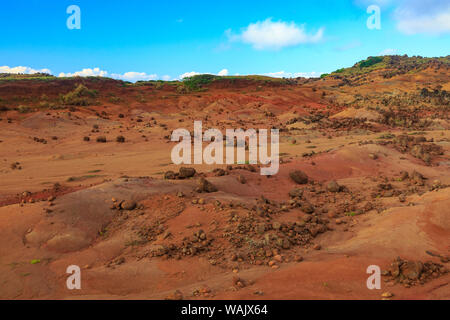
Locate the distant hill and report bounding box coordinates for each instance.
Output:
[323,55,450,79]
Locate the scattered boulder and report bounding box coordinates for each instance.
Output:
[96,136,107,143]
[301,202,315,214]
[164,171,176,180]
[121,200,137,211]
[289,170,308,184]
[326,180,340,193]
[179,167,196,179]
[237,174,246,184]
[411,171,425,185]
[213,168,226,176]
[232,276,246,289]
[399,171,409,181]
[403,261,423,280]
[197,178,217,193]
[383,256,448,286]
[165,290,183,300]
[288,188,303,198]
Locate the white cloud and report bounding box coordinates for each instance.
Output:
[162,75,171,81]
[179,71,201,79]
[264,71,323,78]
[0,65,51,74]
[394,0,450,35]
[218,69,229,76]
[58,68,165,82]
[228,18,324,50]
[379,48,397,55]
[178,69,231,79]
[111,71,158,82]
[58,67,108,78]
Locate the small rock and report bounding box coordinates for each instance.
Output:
[179,167,196,179]
[301,202,315,214]
[164,171,176,180]
[381,292,394,298]
[289,188,303,198]
[289,170,309,185]
[121,200,137,211]
[255,223,266,234]
[96,136,107,143]
[326,180,340,193]
[197,178,218,193]
[402,261,423,280]
[281,239,290,249]
[166,290,183,300]
[237,174,246,184]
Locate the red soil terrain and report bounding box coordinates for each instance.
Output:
[0,56,449,300]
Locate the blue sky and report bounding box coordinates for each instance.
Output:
[0,0,449,81]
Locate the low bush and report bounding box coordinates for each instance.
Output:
[61,84,98,106]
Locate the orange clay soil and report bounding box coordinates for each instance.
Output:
[0,63,449,300]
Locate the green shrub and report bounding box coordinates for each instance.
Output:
[17,105,31,113]
[61,84,98,106]
[359,56,383,68]
[182,74,218,91]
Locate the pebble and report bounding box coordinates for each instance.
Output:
[381,292,394,298]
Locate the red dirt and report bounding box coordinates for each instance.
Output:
[0,63,449,300]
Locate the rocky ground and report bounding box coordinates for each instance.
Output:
[0,55,449,300]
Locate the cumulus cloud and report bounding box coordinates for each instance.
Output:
[57,68,166,82]
[179,71,201,79]
[111,71,158,82]
[0,66,51,74]
[394,0,450,35]
[379,48,397,55]
[264,71,323,78]
[178,69,229,79]
[355,0,450,35]
[218,69,229,76]
[228,18,324,50]
[58,67,108,78]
